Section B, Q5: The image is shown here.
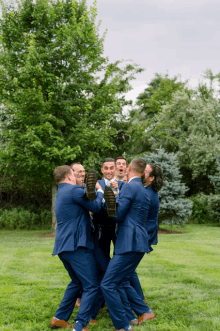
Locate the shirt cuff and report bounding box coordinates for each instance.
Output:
[97,189,104,194]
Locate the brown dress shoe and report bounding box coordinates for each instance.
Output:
[89,319,98,324]
[138,311,156,324]
[75,298,81,308]
[49,317,74,329]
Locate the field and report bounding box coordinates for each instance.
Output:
[0,224,220,331]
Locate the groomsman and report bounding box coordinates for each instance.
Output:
[115,156,127,181]
[101,158,155,331]
[92,158,125,259]
[70,163,86,187]
[50,166,103,331]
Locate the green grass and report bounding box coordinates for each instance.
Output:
[0,224,220,331]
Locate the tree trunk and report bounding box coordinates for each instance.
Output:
[51,182,57,235]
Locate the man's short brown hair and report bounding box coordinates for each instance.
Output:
[131,158,146,174]
[116,156,127,166]
[54,165,72,184]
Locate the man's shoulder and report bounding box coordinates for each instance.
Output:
[145,185,158,197]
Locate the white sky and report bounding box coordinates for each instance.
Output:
[87,0,220,103]
[1,0,220,104]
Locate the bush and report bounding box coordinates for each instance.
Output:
[0,207,51,230]
[189,194,220,224]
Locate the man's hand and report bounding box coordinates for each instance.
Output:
[110,181,118,191]
[96,182,102,190]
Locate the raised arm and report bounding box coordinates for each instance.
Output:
[73,187,103,213]
[114,184,132,222]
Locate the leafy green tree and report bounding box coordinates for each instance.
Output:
[142,148,192,225]
[0,0,142,232]
[149,91,220,194]
[127,73,189,155]
[136,73,188,119]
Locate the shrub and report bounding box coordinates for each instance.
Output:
[189,194,212,224]
[0,207,51,230]
[189,194,220,224]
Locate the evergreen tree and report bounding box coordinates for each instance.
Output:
[142,149,192,225]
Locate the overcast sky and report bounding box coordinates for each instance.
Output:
[1,0,219,103]
[87,0,220,103]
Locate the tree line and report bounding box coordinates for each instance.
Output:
[0,0,219,228]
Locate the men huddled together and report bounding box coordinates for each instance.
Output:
[50,157,164,331]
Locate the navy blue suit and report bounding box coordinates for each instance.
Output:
[92,178,125,259]
[90,178,124,319]
[101,177,152,329]
[130,185,160,300]
[52,183,103,328]
[144,185,159,249]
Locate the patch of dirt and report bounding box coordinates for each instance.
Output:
[40,233,55,238]
[158,228,184,234]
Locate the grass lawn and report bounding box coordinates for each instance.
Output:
[0,224,220,331]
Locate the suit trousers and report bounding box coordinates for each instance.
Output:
[130,270,145,300]
[55,248,99,327]
[99,223,116,260]
[91,234,109,319]
[101,252,148,329]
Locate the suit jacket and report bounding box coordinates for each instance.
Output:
[114,177,151,254]
[53,183,103,256]
[92,178,125,229]
[145,185,159,247]
[98,178,125,202]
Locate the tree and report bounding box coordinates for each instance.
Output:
[141,149,193,225]
[149,91,220,194]
[127,73,189,155]
[0,0,142,232]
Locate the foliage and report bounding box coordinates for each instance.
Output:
[144,90,220,195]
[141,148,192,225]
[209,155,220,194]
[153,92,220,176]
[189,193,220,224]
[189,194,213,224]
[0,207,51,229]
[135,73,188,120]
[0,0,142,217]
[127,73,189,155]
[209,195,220,223]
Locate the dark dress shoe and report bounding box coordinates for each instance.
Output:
[86,169,97,201]
[49,317,74,329]
[104,186,116,217]
[138,311,156,324]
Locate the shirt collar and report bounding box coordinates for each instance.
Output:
[128,176,140,183]
[104,177,116,184]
